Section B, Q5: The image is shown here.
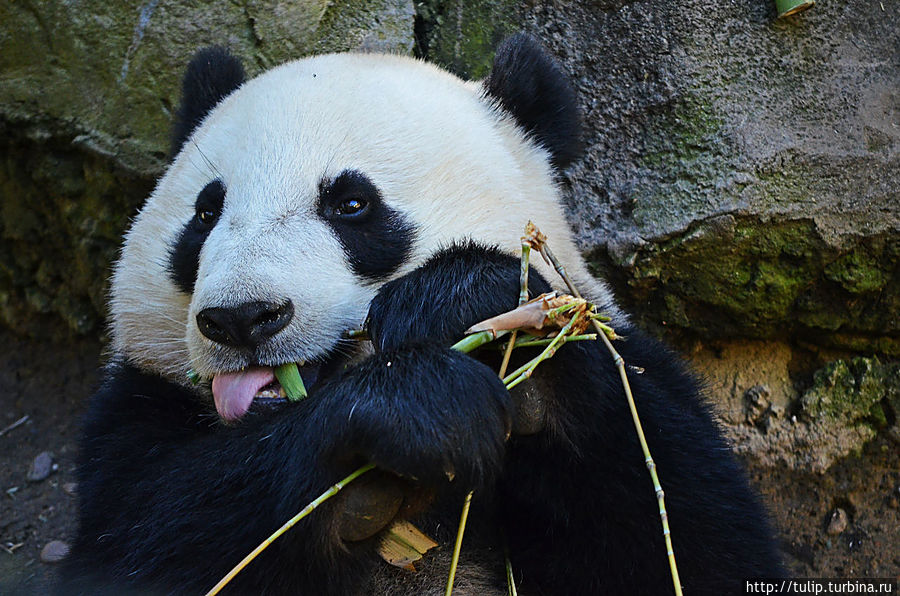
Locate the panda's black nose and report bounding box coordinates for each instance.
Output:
[196,300,294,349]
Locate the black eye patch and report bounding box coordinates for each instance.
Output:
[317,170,414,281]
[168,179,226,294]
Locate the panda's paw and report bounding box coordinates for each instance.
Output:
[368,242,552,351]
[327,343,511,490]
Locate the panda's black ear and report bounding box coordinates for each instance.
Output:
[170,47,245,158]
[483,34,582,171]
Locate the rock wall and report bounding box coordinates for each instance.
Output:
[1,0,898,471]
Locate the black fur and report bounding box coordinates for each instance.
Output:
[483,34,583,170]
[168,178,226,294]
[63,244,782,595]
[318,170,415,281]
[368,241,549,351]
[170,47,245,157]
[61,306,510,594]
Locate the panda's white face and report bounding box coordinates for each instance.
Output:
[110,51,611,417]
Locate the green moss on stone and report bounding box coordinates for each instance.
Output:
[800,357,887,424]
[640,98,724,171]
[418,0,522,79]
[824,248,888,294]
[610,210,898,355]
[0,123,152,340]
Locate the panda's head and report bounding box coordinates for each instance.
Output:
[111,34,614,420]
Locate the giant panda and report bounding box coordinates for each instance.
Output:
[60,34,782,595]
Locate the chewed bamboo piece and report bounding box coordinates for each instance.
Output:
[523,221,683,596]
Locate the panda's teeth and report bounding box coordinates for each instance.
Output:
[254,377,285,399]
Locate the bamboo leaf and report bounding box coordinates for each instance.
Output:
[377,520,439,571]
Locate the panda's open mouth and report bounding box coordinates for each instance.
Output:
[211,357,338,422]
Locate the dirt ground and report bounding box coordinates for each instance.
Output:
[1,330,898,594]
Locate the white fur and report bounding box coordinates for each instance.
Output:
[111,52,618,382]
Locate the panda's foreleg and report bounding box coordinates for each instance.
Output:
[64,343,511,594]
[63,364,389,594]
[317,341,513,492]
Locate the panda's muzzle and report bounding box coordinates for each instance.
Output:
[196,300,295,349]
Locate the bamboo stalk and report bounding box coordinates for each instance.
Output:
[505,552,518,596]
[499,239,531,380]
[205,463,376,596]
[502,313,580,390]
[454,329,506,353]
[535,241,683,596]
[443,491,473,596]
[508,333,596,349]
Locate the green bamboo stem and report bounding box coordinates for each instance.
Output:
[275,362,307,401]
[537,243,683,596]
[518,243,531,306]
[500,331,518,378]
[452,329,507,353]
[444,491,473,596]
[343,328,370,340]
[505,552,518,596]
[509,333,597,349]
[499,239,534,382]
[205,463,376,596]
[598,329,682,594]
[502,313,580,390]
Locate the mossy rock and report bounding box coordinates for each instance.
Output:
[800,357,892,426]
[415,0,523,79]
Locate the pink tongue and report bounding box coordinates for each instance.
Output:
[212,367,275,421]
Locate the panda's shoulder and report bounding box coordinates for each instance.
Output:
[81,362,207,441]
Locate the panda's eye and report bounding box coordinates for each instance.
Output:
[318,171,379,224]
[192,179,225,228]
[197,209,217,224]
[334,197,368,218]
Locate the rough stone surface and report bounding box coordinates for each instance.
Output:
[514,1,899,357]
[0,0,414,340]
[826,508,849,536]
[800,357,889,424]
[26,451,53,482]
[729,356,899,473]
[689,339,798,425]
[39,540,70,564]
[416,0,522,79]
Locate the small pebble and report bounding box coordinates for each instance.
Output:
[827,507,849,535]
[27,452,54,482]
[40,540,70,564]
